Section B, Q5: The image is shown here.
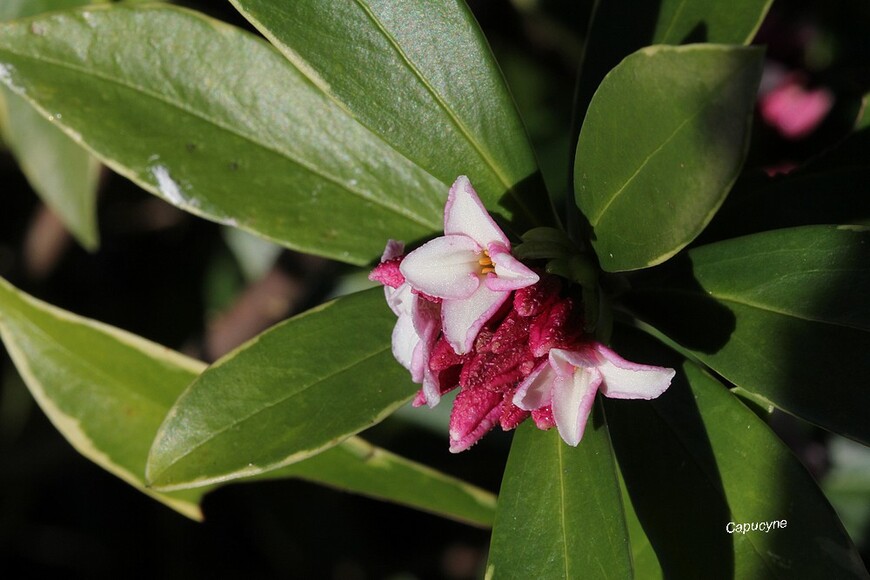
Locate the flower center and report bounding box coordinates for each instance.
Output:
[478,251,495,275]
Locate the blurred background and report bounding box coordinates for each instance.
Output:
[1,0,868,577]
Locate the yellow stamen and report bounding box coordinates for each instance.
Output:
[478,251,495,275]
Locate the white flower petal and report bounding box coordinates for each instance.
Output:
[552,367,602,447]
[594,344,675,400]
[441,284,508,354]
[513,360,556,410]
[400,235,481,299]
[391,312,419,374]
[443,176,510,248]
[549,348,596,378]
[486,243,539,291]
[385,281,414,318]
[410,298,440,386]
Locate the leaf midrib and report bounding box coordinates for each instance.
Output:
[152,344,393,479]
[657,0,690,43]
[349,0,539,223]
[636,287,869,333]
[556,439,571,579]
[588,56,755,227]
[0,45,438,230]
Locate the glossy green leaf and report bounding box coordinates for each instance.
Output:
[268,436,496,528]
[607,341,867,577]
[487,409,632,579]
[0,5,449,266]
[147,287,416,490]
[0,0,106,20]
[228,0,552,232]
[628,225,870,443]
[574,44,763,271]
[0,275,206,519]
[0,276,497,525]
[572,0,771,138]
[0,0,105,250]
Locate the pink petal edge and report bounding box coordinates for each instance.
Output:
[399,235,481,300]
[593,343,675,400]
[484,243,540,292]
[441,284,508,355]
[443,176,510,248]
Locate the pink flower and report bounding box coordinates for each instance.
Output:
[758,71,834,140]
[513,344,675,446]
[400,176,539,355]
[369,241,442,405]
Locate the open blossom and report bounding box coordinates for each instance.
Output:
[370,176,675,451]
[399,176,539,355]
[514,345,675,446]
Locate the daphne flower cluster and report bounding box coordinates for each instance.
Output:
[370,176,674,452]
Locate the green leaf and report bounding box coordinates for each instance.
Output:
[607,339,867,577]
[0,5,448,266]
[1,88,100,249]
[619,475,663,579]
[0,0,105,250]
[228,0,552,232]
[572,0,771,134]
[147,287,416,490]
[0,0,106,21]
[0,276,497,525]
[574,44,763,271]
[650,0,773,45]
[487,410,632,580]
[0,275,206,519]
[628,225,870,443]
[268,436,496,528]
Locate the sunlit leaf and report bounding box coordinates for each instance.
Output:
[0,0,106,21]
[0,5,445,265]
[147,288,416,490]
[487,412,632,579]
[228,0,552,232]
[0,277,496,525]
[575,44,763,271]
[0,275,205,518]
[269,436,496,528]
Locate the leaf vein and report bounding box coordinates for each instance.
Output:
[0,48,437,230]
[348,0,538,223]
[154,344,393,477]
